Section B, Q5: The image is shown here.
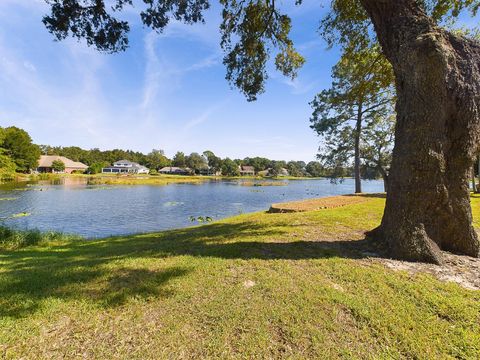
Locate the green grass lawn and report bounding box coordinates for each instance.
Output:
[0,195,479,358]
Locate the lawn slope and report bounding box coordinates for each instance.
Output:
[0,195,479,359]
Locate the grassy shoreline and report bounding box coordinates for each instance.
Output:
[0,195,479,358]
[6,173,327,187]
[0,226,80,250]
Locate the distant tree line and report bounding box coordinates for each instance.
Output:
[0,125,360,180]
[39,144,332,177]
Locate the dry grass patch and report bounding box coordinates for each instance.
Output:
[269,193,382,213]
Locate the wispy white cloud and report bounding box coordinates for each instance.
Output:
[184,52,221,72]
[297,39,325,52]
[183,112,210,131]
[183,100,229,131]
[141,31,220,111]
[141,31,169,111]
[22,60,36,72]
[280,77,319,95]
[0,29,114,148]
[161,13,222,49]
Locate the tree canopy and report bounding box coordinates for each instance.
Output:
[310,44,394,192]
[360,114,395,190]
[221,158,240,176]
[172,151,187,167]
[0,128,16,181]
[146,149,170,170]
[51,159,66,172]
[42,1,480,102]
[0,127,40,173]
[185,152,208,173]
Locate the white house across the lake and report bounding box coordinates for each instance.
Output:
[102,160,149,174]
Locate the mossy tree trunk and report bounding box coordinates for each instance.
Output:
[361,0,480,264]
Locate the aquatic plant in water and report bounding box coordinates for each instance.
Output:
[189,216,213,223]
[11,212,31,218]
[164,201,185,207]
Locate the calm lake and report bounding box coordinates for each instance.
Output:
[0,178,384,238]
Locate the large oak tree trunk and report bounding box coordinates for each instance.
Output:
[360,0,480,263]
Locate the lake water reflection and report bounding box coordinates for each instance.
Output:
[0,178,384,238]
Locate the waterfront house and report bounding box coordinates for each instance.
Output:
[36,155,88,174]
[199,167,221,176]
[239,165,255,176]
[258,167,290,177]
[279,168,290,176]
[102,160,149,174]
[159,167,193,175]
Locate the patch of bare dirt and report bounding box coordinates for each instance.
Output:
[370,252,480,290]
[311,236,480,290]
[268,194,380,213]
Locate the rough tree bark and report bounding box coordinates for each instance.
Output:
[360,0,480,264]
[354,102,363,193]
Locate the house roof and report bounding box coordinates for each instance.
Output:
[113,159,135,165]
[38,155,88,169]
[111,160,148,169]
[240,165,255,172]
[105,164,148,170]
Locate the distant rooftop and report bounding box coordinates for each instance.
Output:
[240,165,255,172]
[38,155,88,169]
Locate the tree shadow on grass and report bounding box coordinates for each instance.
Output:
[92,267,190,308]
[348,193,386,199]
[0,221,381,318]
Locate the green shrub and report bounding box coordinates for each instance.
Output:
[51,159,65,172]
[87,162,110,174]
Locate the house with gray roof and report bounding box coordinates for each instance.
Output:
[158,167,193,175]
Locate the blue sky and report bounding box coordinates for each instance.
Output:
[0,0,338,162]
[0,1,477,162]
